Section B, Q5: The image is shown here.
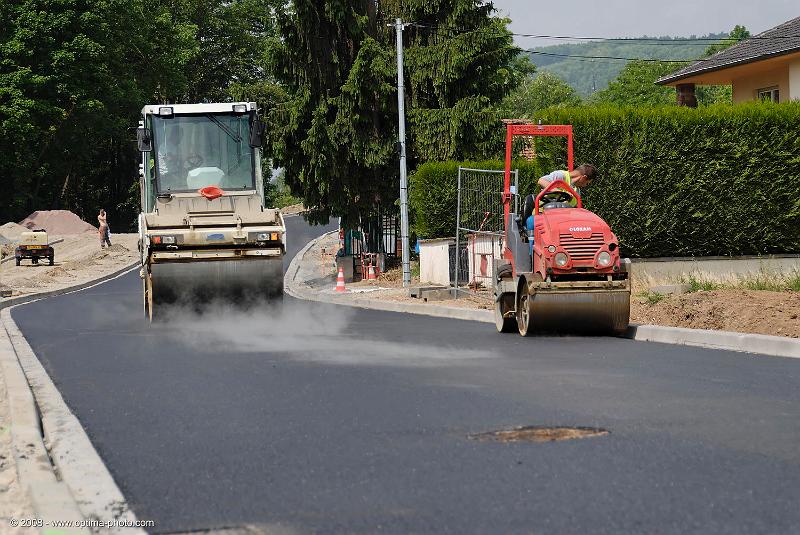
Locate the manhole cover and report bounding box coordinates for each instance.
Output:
[469,426,609,443]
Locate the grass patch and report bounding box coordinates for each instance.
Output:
[682,269,800,293]
[638,291,667,305]
[783,270,800,292]
[739,272,787,291]
[684,275,720,292]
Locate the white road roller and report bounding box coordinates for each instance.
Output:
[136,102,286,320]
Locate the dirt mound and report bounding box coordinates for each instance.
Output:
[0,222,28,240]
[104,243,129,253]
[19,210,97,235]
[42,267,74,278]
[86,243,128,262]
[632,289,800,338]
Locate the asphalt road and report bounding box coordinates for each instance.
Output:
[12,216,800,534]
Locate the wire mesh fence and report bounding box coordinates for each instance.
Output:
[453,167,518,298]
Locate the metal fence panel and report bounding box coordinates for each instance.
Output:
[454,168,518,297]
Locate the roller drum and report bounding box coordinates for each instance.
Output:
[150,257,283,305]
[527,287,630,335]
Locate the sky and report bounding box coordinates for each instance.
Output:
[489,0,799,48]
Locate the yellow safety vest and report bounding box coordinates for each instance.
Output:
[555,170,578,207]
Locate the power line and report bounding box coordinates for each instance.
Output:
[407,22,788,64]
[527,50,695,63]
[408,22,800,43]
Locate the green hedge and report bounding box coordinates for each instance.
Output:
[411,102,800,257]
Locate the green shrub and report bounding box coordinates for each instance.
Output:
[410,102,800,257]
[534,102,800,257]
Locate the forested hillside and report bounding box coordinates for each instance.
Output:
[528,34,727,96]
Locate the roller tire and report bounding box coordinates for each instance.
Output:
[145,271,156,322]
[517,282,534,337]
[495,293,516,333]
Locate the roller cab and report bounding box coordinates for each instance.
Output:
[136,102,286,320]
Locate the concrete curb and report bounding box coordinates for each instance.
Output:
[0,320,88,534]
[286,233,800,359]
[1,263,146,533]
[627,324,800,359]
[3,309,145,534]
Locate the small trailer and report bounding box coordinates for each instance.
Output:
[15,229,54,266]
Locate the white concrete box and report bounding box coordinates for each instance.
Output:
[418,238,454,285]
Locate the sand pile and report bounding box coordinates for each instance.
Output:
[19,210,97,234]
[0,222,28,240]
[43,266,74,278]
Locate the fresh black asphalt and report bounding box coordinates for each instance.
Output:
[11,216,800,534]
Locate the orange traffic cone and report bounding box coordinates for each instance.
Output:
[335,267,347,292]
[367,263,376,280]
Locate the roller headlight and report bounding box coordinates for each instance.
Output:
[257,232,269,241]
[598,251,612,266]
[547,245,557,253]
[554,252,569,267]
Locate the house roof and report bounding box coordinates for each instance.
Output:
[656,16,800,85]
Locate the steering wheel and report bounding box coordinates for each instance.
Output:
[184,154,204,168]
[540,190,573,205]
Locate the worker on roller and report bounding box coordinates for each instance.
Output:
[524,163,598,233]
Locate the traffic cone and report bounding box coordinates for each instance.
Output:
[335,267,347,292]
[367,263,376,280]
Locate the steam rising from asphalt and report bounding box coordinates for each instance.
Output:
[157,300,492,367]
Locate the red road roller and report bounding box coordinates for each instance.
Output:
[494,124,631,336]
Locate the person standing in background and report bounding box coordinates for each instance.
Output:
[98,209,112,248]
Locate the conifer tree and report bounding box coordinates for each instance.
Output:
[269,0,522,223]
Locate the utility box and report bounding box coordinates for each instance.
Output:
[418,238,454,285]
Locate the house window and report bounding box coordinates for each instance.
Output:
[757,87,780,102]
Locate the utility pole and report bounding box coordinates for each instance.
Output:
[392,18,411,287]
